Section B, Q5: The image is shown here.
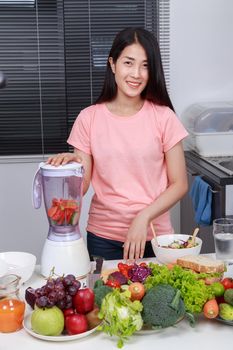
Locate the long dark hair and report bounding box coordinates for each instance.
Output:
[95,27,174,111]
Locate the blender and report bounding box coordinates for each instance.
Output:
[33,162,91,281]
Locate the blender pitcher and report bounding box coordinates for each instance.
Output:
[33,162,91,281]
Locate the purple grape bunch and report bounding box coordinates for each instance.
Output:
[25,274,81,310]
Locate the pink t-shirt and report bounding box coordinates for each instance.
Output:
[67,101,188,242]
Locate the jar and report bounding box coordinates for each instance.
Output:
[0,274,25,333]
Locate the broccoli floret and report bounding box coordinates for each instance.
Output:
[141,284,185,328]
[94,280,113,308]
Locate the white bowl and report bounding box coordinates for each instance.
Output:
[151,234,202,264]
[0,258,8,277]
[0,251,36,283]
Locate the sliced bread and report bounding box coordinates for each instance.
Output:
[176,255,225,273]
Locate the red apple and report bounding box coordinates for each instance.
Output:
[63,308,75,318]
[65,314,88,335]
[73,288,95,314]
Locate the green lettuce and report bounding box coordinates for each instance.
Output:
[144,263,214,314]
[98,288,143,348]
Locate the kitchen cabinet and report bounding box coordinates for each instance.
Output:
[181,151,233,254]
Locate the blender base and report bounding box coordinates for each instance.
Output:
[40,238,91,281]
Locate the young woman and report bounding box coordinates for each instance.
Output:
[47,27,188,261]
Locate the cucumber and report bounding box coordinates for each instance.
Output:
[70,211,80,225]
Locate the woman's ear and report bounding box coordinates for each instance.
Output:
[109,57,115,74]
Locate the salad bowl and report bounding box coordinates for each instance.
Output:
[151,234,202,264]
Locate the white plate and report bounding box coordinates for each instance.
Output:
[215,316,233,326]
[135,326,163,335]
[23,314,99,342]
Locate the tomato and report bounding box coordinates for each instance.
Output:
[105,280,121,288]
[73,288,95,314]
[65,314,88,334]
[57,210,65,225]
[211,282,225,297]
[221,278,233,290]
[47,206,58,218]
[65,208,74,224]
[51,207,63,221]
[128,282,145,301]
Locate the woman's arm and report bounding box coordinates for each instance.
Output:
[124,141,188,260]
[47,149,93,195]
[74,149,93,195]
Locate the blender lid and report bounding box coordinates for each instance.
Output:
[39,162,84,177]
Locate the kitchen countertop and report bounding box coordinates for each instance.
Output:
[1,258,233,350]
[185,151,233,186]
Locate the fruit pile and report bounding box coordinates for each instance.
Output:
[25,274,101,336]
[47,198,80,226]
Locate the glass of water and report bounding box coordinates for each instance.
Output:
[213,218,233,263]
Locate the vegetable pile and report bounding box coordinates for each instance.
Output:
[93,262,199,348]
[206,277,233,321]
[47,198,80,226]
[93,261,233,348]
[144,263,213,313]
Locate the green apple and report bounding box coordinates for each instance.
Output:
[31,306,64,336]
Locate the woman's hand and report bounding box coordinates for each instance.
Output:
[123,213,149,261]
[46,152,82,166]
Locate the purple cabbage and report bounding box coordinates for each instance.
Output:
[128,264,152,283]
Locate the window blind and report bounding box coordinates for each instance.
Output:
[0,0,170,158]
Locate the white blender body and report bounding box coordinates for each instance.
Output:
[33,162,91,280]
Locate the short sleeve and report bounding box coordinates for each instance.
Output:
[161,108,189,153]
[67,109,92,155]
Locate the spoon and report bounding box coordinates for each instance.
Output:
[188,227,200,247]
[150,222,158,246]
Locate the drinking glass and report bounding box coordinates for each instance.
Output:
[213,218,233,263]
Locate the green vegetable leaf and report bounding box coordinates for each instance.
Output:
[98,288,143,348]
[145,263,214,314]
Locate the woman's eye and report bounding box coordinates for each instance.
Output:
[124,61,132,65]
[143,63,148,69]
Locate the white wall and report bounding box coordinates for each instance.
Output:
[1,0,233,260]
[170,0,233,115]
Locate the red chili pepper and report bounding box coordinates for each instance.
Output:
[139,262,148,267]
[117,262,125,270]
[105,280,121,288]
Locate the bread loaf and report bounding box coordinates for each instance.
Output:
[176,255,225,273]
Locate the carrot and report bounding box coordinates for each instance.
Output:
[203,299,219,319]
[166,263,176,270]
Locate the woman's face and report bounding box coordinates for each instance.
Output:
[109,43,149,100]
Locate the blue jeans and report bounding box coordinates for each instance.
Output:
[87,231,155,261]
